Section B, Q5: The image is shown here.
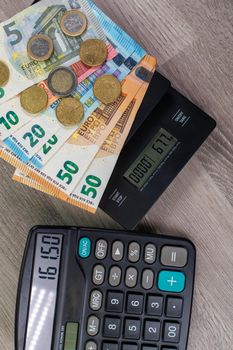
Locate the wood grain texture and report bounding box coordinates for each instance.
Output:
[0,1,232,349]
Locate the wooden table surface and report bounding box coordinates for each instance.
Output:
[0,1,233,349]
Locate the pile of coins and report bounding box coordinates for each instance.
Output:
[1,9,122,127]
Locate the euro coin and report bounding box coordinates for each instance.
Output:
[93,75,122,105]
[56,97,84,127]
[27,34,54,61]
[80,39,108,67]
[61,9,87,37]
[0,61,10,87]
[48,67,77,97]
[20,85,48,114]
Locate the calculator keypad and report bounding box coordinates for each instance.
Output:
[78,231,194,350]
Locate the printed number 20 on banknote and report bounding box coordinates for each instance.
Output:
[0,0,107,104]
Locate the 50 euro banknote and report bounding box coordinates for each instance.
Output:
[67,62,156,212]
[12,56,157,206]
[0,0,110,105]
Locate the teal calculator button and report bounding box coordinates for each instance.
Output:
[158,270,185,293]
[78,237,91,258]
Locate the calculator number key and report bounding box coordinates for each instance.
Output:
[103,317,121,338]
[95,239,108,260]
[146,295,163,316]
[90,290,103,311]
[144,320,160,341]
[124,319,141,339]
[122,344,138,350]
[87,315,100,336]
[102,343,118,350]
[127,294,144,314]
[93,265,105,285]
[164,322,180,343]
[161,246,188,267]
[106,291,124,313]
[128,242,140,262]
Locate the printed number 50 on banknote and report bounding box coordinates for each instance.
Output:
[0,0,107,104]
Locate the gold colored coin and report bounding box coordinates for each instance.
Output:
[80,39,108,67]
[20,85,48,114]
[61,10,87,37]
[56,97,84,127]
[93,75,122,105]
[27,34,54,62]
[0,61,10,87]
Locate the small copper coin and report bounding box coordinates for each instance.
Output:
[27,34,54,61]
[93,75,122,105]
[61,9,87,37]
[20,85,48,114]
[80,39,108,67]
[56,97,84,127]
[0,61,10,87]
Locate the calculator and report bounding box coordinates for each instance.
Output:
[15,226,196,350]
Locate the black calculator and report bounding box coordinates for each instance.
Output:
[15,226,196,350]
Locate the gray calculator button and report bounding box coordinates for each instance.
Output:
[161,246,188,267]
[90,290,103,311]
[95,239,108,260]
[144,244,156,264]
[128,242,140,262]
[125,267,138,288]
[87,315,100,336]
[86,341,97,350]
[92,265,105,285]
[112,241,124,261]
[109,266,122,286]
[142,269,154,289]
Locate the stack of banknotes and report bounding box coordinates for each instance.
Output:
[0,0,157,214]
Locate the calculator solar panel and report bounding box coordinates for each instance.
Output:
[15,226,196,350]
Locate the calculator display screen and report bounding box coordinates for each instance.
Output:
[25,233,63,350]
[124,128,177,189]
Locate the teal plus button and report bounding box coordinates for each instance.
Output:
[78,237,91,258]
[158,270,185,293]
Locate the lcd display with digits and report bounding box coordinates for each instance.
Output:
[124,128,177,189]
[25,233,63,350]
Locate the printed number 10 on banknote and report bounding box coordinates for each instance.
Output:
[0,0,107,104]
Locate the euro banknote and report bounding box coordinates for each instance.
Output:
[68,63,156,212]
[0,0,109,105]
[13,56,157,201]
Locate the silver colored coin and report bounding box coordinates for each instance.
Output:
[47,66,77,97]
[27,34,53,61]
[64,13,84,33]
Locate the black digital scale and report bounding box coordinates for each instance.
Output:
[16,226,196,350]
[100,72,216,228]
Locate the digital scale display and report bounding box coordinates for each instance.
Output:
[124,128,177,189]
[25,234,63,350]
